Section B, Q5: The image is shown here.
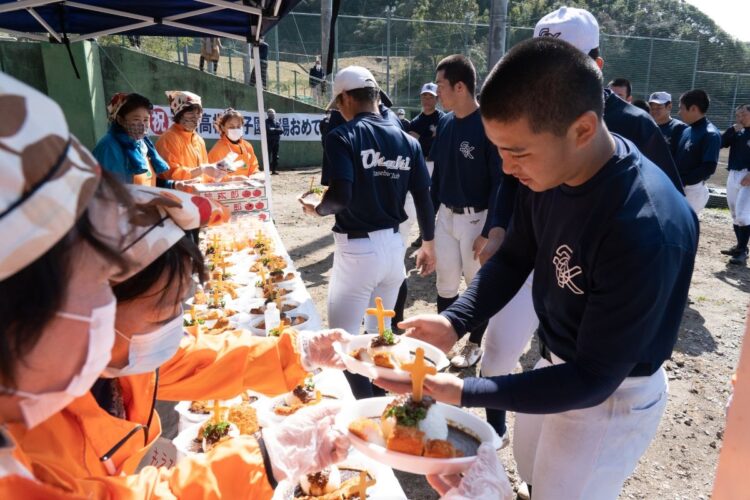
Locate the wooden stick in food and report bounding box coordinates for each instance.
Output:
[402,347,436,402]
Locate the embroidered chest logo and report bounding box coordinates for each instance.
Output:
[459,141,475,159]
[552,245,584,295]
[683,139,692,152]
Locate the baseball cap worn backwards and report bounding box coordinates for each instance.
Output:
[327,66,379,110]
[649,92,672,105]
[420,83,438,96]
[534,6,600,54]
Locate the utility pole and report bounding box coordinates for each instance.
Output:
[321,0,332,68]
[488,0,508,69]
[274,27,280,93]
[385,5,395,95]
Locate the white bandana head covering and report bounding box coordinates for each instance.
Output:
[0,72,102,281]
[165,90,202,117]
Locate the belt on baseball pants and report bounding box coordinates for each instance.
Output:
[539,342,659,378]
[337,226,399,240]
[445,204,487,214]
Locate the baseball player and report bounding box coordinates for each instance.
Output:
[396,108,411,130]
[608,77,633,103]
[676,89,722,214]
[721,104,750,265]
[471,6,687,444]
[649,91,689,158]
[383,37,698,499]
[430,54,502,369]
[300,66,436,399]
[409,82,445,177]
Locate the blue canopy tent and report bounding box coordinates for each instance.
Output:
[0,0,307,215]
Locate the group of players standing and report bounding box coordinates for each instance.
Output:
[297,5,746,499]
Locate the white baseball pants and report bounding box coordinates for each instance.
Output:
[327,229,405,336]
[435,205,487,298]
[684,181,709,214]
[513,354,668,500]
[727,169,750,226]
[480,272,538,377]
[399,192,417,248]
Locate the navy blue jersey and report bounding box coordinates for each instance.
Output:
[675,117,721,185]
[445,136,697,412]
[658,118,689,158]
[722,126,750,171]
[430,109,502,234]
[410,110,445,159]
[489,90,685,232]
[603,89,683,192]
[324,112,430,233]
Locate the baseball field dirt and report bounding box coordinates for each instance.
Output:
[272,167,746,499]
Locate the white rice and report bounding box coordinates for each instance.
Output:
[418,403,448,441]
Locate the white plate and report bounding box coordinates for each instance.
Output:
[336,396,502,476]
[173,421,240,460]
[334,334,449,382]
[249,313,311,336]
[175,392,266,432]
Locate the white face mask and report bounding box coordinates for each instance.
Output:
[5,299,117,429]
[101,313,185,378]
[226,128,243,142]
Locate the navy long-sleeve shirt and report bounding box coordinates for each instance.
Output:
[658,118,689,158]
[489,89,685,231]
[430,109,502,237]
[721,126,750,171]
[444,136,698,414]
[675,116,721,186]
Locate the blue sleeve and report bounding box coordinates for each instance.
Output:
[721,127,736,148]
[640,123,684,194]
[462,359,634,413]
[324,131,354,183]
[408,144,431,192]
[481,144,503,237]
[92,137,130,184]
[489,174,519,230]
[442,187,536,336]
[702,131,721,165]
[315,179,352,216]
[412,187,435,241]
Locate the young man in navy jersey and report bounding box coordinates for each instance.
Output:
[721,104,750,265]
[676,89,722,214]
[649,91,689,158]
[381,38,698,498]
[608,77,633,103]
[430,55,502,369]
[301,66,436,399]
[465,6,687,448]
[409,82,444,176]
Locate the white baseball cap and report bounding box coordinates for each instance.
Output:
[327,65,379,110]
[648,91,672,104]
[534,7,600,55]
[420,82,438,96]
[397,108,406,116]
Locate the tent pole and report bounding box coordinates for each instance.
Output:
[253,43,274,218]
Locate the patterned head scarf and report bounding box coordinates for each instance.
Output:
[92,185,231,283]
[107,92,130,122]
[213,107,243,133]
[0,72,102,281]
[165,91,202,117]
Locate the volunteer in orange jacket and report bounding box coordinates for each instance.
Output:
[208,108,260,177]
[155,90,226,182]
[9,195,351,498]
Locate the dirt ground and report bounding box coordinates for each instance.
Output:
[271,167,747,499]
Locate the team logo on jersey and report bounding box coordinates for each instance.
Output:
[552,245,584,295]
[360,149,412,171]
[537,27,562,39]
[459,141,475,159]
[683,139,692,151]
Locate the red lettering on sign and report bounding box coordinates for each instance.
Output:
[218,192,227,200]
[149,108,170,135]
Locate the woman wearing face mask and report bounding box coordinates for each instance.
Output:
[208,108,260,177]
[10,187,353,498]
[0,72,140,494]
[155,90,226,183]
[93,93,176,188]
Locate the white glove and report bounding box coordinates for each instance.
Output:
[298,329,352,370]
[428,443,513,500]
[262,401,349,482]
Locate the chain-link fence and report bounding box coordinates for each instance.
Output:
[101,14,748,128]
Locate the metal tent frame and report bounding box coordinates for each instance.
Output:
[0,0,305,215]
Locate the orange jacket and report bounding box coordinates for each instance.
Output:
[208,136,260,177]
[7,329,307,498]
[155,124,209,180]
